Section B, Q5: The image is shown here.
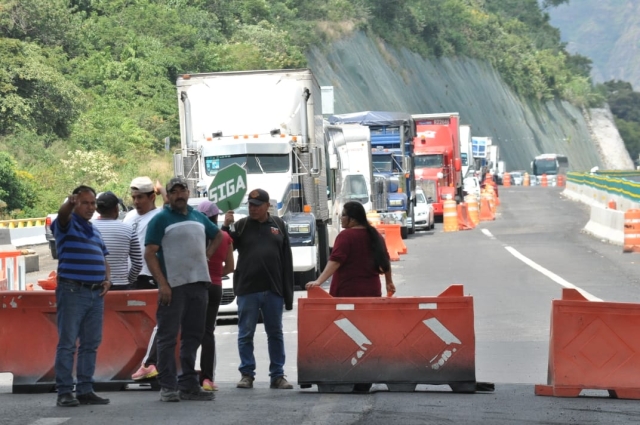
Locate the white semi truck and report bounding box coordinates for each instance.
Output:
[323,123,373,247]
[174,69,330,287]
[459,124,472,177]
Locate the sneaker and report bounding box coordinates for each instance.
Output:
[132,364,158,381]
[160,387,180,402]
[77,392,110,405]
[202,379,218,391]
[236,375,254,389]
[179,387,215,401]
[56,392,79,407]
[270,376,293,389]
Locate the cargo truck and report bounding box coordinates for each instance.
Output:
[460,124,472,177]
[328,111,416,239]
[174,69,330,287]
[324,123,373,247]
[411,113,462,217]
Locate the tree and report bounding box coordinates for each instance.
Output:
[0,152,36,214]
[0,38,84,143]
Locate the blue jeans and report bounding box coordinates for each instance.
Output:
[156,283,208,391]
[54,279,105,395]
[237,290,285,381]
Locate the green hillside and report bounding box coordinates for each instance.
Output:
[0,0,600,217]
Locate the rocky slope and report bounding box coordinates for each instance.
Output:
[308,32,632,172]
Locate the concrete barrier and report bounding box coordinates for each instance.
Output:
[583,204,625,245]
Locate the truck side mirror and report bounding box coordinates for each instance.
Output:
[454,158,461,172]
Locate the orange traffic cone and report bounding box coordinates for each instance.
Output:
[457,203,475,230]
[479,196,495,221]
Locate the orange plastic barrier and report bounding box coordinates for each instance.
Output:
[465,195,479,226]
[376,228,399,261]
[37,270,57,290]
[298,285,491,393]
[623,209,640,253]
[443,198,458,232]
[535,288,640,399]
[0,290,158,393]
[457,203,475,230]
[0,269,6,291]
[523,173,530,187]
[502,172,511,187]
[541,174,548,187]
[557,174,565,187]
[479,196,495,221]
[376,223,407,256]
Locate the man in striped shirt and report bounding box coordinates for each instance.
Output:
[52,185,111,407]
[93,192,142,290]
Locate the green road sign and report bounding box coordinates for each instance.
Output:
[208,164,247,211]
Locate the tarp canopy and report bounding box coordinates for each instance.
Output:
[329,111,415,139]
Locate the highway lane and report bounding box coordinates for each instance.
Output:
[3,186,640,424]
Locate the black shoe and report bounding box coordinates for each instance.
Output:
[77,392,110,405]
[57,393,79,407]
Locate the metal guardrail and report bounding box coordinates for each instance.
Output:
[0,218,47,229]
[567,172,640,202]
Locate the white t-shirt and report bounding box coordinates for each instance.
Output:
[123,207,162,277]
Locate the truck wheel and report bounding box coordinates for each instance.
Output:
[49,241,58,260]
[401,226,408,240]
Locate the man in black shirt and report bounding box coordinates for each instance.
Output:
[222,188,294,390]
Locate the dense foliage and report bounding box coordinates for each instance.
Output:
[0,0,605,216]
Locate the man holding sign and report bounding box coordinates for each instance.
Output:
[221,188,295,390]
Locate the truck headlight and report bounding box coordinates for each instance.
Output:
[389,200,403,207]
[288,223,311,234]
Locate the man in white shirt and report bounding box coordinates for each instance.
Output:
[123,176,165,290]
[124,176,166,381]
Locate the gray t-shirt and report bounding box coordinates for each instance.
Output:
[145,205,219,288]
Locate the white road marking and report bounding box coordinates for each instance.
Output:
[30,419,70,425]
[504,246,601,301]
[481,229,495,239]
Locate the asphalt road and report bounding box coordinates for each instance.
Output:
[3,187,640,424]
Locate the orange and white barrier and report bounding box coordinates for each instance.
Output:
[503,172,511,187]
[465,195,479,226]
[623,209,640,253]
[0,290,158,393]
[479,196,495,221]
[536,288,640,399]
[457,203,475,230]
[299,285,493,393]
[376,228,400,261]
[443,198,458,232]
[376,223,406,258]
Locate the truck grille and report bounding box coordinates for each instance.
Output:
[221,288,235,305]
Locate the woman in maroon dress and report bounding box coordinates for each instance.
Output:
[306,201,395,297]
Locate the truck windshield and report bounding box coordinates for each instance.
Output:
[415,154,444,168]
[343,175,369,199]
[532,158,558,175]
[204,154,289,175]
[372,154,393,172]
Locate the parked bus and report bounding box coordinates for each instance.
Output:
[531,154,568,186]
